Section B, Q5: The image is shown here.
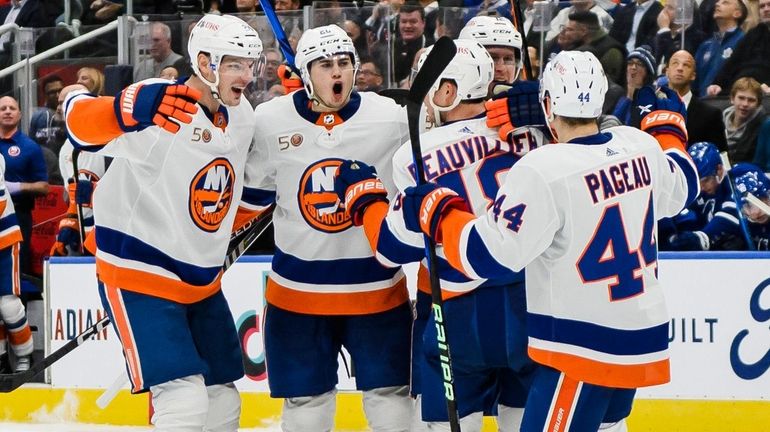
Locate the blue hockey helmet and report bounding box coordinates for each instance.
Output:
[734,171,770,202]
[688,142,722,178]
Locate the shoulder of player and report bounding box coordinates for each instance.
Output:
[357,92,407,119]
[253,92,296,120]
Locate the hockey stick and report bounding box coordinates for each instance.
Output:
[406,36,461,432]
[720,154,756,250]
[509,0,533,80]
[0,205,275,393]
[259,0,300,76]
[71,148,87,254]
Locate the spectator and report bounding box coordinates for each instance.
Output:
[245,48,282,107]
[434,6,465,40]
[134,22,191,82]
[159,66,179,81]
[545,0,614,42]
[274,0,299,10]
[609,0,663,53]
[570,10,626,85]
[236,0,260,12]
[706,0,770,96]
[0,0,52,50]
[611,45,657,125]
[665,50,728,150]
[693,0,747,96]
[344,19,369,59]
[76,67,104,95]
[653,0,706,66]
[0,96,48,277]
[392,3,431,84]
[29,75,66,154]
[545,15,585,58]
[724,77,768,165]
[355,60,384,92]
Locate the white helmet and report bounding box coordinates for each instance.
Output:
[539,51,607,123]
[294,24,360,101]
[188,14,263,101]
[459,16,523,80]
[417,38,493,126]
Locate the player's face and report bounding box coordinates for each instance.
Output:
[309,54,355,110]
[217,55,257,106]
[699,175,720,196]
[487,46,518,83]
[743,196,770,224]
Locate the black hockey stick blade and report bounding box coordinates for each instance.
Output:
[0,206,276,393]
[377,88,410,106]
[0,315,111,392]
[407,37,457,105]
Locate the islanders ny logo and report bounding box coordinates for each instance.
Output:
[298,158,351,233]
[189,158,235,232]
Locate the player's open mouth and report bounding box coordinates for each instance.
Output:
[332,82,343,96]
[232,87,243,97]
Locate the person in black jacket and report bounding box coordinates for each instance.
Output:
[665,50,728,151]
[706,0,770,96]
[609,0,663,53]
[571,10,627,85]
[653,0,706,66]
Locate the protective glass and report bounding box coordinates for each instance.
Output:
[219,55,266,79]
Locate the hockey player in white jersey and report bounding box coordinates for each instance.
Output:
[459,16,524,84]
[0,157,33,373]
[239,24,413,432]
[398,51,700,431]
[63,14,262,431]
[333,38,541,431]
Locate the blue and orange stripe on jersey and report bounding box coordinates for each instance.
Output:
[266,247,408,315]
[102,284,145,393]
[94,226,223,304]
[0,213,22,250]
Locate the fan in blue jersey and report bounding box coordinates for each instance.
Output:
[734,170,770,250]
[663,141,744,250]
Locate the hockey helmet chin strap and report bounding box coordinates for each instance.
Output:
[541,91,559,142]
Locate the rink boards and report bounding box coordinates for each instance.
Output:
[3,252,770,430]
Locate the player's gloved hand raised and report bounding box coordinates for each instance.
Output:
[278,65,303,95]
[669,230,709,251]
[635,85,688,143]
[485,80,545,143]
[334,160,389,226]
[114,79,201,134]
[50,217,81,256]
[402,183,470,243]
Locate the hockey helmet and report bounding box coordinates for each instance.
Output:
[539,51,607,124]
[688,142,722,178]
[294,24,360,101]
[459,16,523,81]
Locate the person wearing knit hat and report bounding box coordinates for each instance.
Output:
[611,45,659,125]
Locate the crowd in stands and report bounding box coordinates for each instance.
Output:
[0,0,769,287]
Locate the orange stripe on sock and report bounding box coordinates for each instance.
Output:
[11,243,19,296]
[8,325,31,346]
[546,374,580,432]
[105,285,144,392]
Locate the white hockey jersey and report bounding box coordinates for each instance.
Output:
[439,126,699,388]
[243,91,410,315]
[65,89,255,303]
[374,117,545,298]
[0,157,22,250]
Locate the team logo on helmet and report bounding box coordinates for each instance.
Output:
[189,158,235,233]
[298,158,351,233]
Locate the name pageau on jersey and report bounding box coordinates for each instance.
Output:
[64,88,256,304]
[374,117,546,299]
[241,91,409,315]
[0,157,23,250]
[439,126,698,388]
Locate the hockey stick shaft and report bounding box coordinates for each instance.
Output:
[259,0,300,76]
[71,148,87,254]
[0,206,275,393]
[510,0,533,80]
[406,37,461,432]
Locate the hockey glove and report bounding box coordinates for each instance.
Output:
[75,179,95,208]
[669,231,710,251]
[485,80,545,142]
[334,160,389,226]
[278,65,303,95]
[635,85,688,143]
[114,79,201,134]
[50,217,81,256]
[402,183,471,243]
